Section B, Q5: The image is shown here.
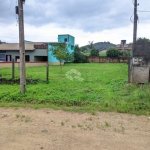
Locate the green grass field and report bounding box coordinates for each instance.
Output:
[0,63,150,115]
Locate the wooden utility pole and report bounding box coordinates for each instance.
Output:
[46,43,49,84]
[133,0,138,51]
[18,0,26,93]
[130,0,138,83]
[12,59,15,80]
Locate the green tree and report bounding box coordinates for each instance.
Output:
[88,41,94,49]
[74,45,87,63]
[0,40,6,44]
[106,48,121,57]
[90,48,99,56]
[121,50,132,57]
[137,37,150,43]
[50,43,72,71]
[64,52,74,63]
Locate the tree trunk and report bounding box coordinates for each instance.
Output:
[60,61,62,72]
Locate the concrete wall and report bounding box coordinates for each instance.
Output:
[58,35,75,53]
[48,45,59,63]
[130,57,150,83]
[87,56,129,63]
[0,62,47,68]
[131,66,150,83]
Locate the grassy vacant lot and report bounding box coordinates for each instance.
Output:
[0,63,150,115]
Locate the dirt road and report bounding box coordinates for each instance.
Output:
[0,108,150,150]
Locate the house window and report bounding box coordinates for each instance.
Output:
[0,54,5,62]
[64,38,67,42]
[25,55,30,62]
[71,45,74,50]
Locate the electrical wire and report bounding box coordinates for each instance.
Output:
[9,0,13,10]
[16,0,19,25]
[130,14,133,23]
[138,10,150,12]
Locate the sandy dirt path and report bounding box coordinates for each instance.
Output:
[0,108,150,150]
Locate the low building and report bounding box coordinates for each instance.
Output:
[116,40,132,51]
[0,34,75,64]
[0,42,47,62]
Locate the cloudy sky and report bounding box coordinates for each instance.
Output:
[0,0,150,46]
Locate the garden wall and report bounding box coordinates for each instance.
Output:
[0,62,47,68]
[86,57,129,63]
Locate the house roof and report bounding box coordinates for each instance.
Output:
[0,42,66,51]
[58,34,75,38]
[0,43,35,51]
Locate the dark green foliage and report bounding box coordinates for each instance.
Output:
[106,48,121,57]
[90,48,99,56]
[0,40,6,44]
[122,51,132,57]
[74,45,87,63]
[64,52,74,63]
[137,37,150,43]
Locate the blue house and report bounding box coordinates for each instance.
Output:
[48,34,75,64]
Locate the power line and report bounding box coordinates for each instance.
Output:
[138,10,150,12]
[9,0,13,10]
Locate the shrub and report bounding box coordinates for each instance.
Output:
[106,48,121,57]
[74,45,87,63]
[90,48,99,56]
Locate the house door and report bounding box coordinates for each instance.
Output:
[6,55,11,62]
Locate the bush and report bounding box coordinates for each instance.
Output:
[90,48,99,56]
[106,48,121,57]
[74,45,87,63]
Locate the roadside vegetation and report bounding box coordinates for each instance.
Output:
[0,63,150,115]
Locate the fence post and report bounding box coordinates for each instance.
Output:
[128,57,131,83]
[12,59,15,80]
[46,64,49,84]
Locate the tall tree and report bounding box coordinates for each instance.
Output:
[88,41,94,49]
[137,37,150,43]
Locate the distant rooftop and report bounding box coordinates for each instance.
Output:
[0,43,35,51]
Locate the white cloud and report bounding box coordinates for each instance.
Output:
[0,22,150,46]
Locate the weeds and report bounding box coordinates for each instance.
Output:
[25,117,31,123]
[1,114,8,118]
[120,122,125,133]
[87,117,93,121]
[77,124,83,128]
[105,121,111,127]
[61,121,64,126]
[15,114,31,123]
[72,125,76,128]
